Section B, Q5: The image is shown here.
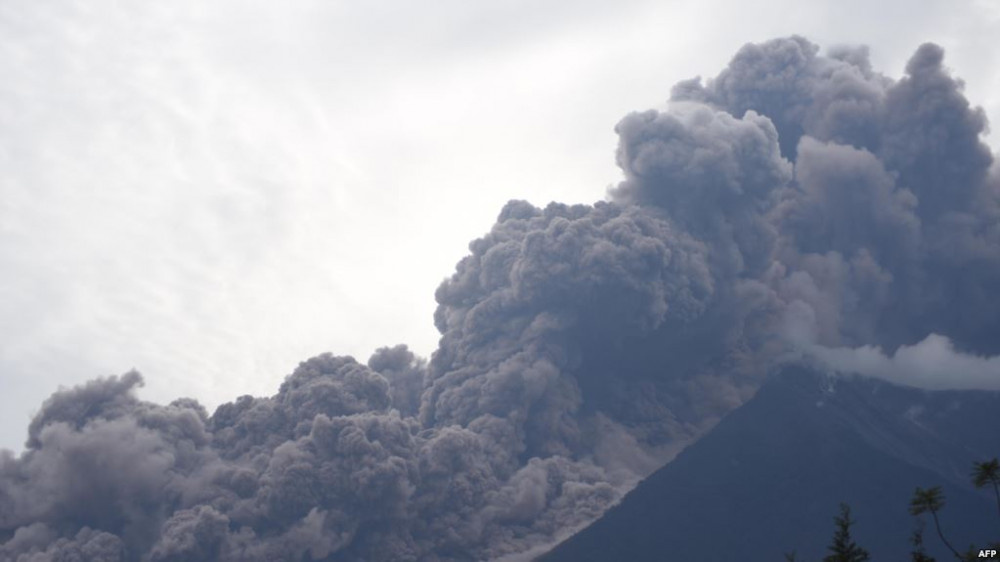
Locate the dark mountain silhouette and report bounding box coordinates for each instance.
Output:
[540,367,1000,561]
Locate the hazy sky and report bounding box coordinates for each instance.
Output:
[2,0,998,452]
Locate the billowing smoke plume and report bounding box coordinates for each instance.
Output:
[3,36,1000,560]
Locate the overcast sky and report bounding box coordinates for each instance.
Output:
[2,0,998,452]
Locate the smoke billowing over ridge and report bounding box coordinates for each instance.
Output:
[3,37,1000,560]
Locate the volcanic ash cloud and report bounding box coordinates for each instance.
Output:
[3,36,1000,560]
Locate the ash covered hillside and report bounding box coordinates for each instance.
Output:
[539,368,1000,562]
[3,36,1000,561]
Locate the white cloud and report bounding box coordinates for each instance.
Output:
[805,334,1000,390]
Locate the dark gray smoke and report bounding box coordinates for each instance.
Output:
[3,37,999,560]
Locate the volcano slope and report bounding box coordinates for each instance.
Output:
[540,368,1000,562]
